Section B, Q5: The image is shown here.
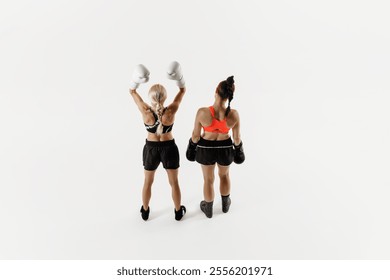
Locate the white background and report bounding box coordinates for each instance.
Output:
[2,260,390,280]
[0,0,389,259]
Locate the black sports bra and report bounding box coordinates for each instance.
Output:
[144,108,174,134]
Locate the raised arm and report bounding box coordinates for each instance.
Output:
[129,89,149,113]
[167,87,186,114]
[128,64,150,113]
[166,61,186,113]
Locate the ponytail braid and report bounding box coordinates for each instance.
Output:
[225,96,233,117]
[224,76,235,117]
[148,84,167,135]
[154,99,164,135]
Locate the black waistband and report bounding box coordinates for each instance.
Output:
[145,139,176,147]
[197,137,233,147]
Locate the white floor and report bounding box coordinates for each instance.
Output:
[1,0,389,260]
[1,104,389,259]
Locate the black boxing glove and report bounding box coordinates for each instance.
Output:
[186,138,197,161]
[233,141,245,164]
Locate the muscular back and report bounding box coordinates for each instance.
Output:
[130,88,186,142]
[196,106,240,142]
[144,106,176,141]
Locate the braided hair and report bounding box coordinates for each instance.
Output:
[148,84,167,135]
[216,76,235,117]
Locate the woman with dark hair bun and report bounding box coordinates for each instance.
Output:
[186,76,245,218]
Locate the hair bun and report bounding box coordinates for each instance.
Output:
[226,76,234,85]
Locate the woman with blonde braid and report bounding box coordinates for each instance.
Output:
[129,62,186,221]
[186,76,245,218]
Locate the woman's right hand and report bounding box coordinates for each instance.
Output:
[167,61,185,88]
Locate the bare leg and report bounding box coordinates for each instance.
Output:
[217,164,231,196]
[218,164,232,213]
[142,169,156,210]
[201,164,216,202]
[166,168,181,211]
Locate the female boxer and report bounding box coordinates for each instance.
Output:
[186,76,245,218]
[129,62,186,221]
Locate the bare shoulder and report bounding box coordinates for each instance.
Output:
[229,108,240,120]
[193,107,209,123]
[197,107,210,116]
[226,109,240,128]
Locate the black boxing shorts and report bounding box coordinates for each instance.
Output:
[195,137,234,166]
[143,139,180,171]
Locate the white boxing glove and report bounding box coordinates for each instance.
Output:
[166,61,185,88]
[129,64,150,90]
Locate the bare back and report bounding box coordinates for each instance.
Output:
[130,87,186,142]
[144,106,176,141]
[193,106,241,144]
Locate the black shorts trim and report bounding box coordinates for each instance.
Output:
[195,137,234,166]
[143,139,180,170]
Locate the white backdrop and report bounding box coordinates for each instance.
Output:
[1,0,389,259]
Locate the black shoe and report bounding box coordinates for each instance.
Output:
[200,200,213,218]
[175,205,186,221]
[222,195,231,213]
[140,206,150,221]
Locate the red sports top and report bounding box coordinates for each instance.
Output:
[202,106,230,134]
